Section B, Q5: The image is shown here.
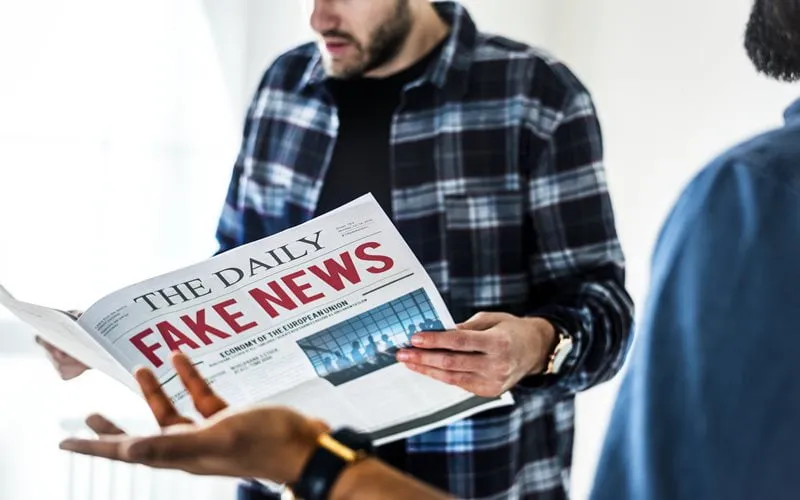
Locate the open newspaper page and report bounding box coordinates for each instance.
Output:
[69,194,512,444]
[0,285,137,391]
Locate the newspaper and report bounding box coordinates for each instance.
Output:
[0,194,513,445]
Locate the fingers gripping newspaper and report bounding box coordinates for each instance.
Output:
[0,195,513,445]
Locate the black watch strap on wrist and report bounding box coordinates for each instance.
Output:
[291,428,373,500]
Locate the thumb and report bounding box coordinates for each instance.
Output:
[457,312,507,331]
[171,352,228,418]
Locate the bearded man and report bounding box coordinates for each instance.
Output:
[40,2,634,498]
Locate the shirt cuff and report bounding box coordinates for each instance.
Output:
[515,306,582,391]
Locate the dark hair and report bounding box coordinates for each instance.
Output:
[745,0,800,81]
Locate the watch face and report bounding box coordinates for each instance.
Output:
[550,337,574,374]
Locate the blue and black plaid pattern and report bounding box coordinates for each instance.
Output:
[217,2,633,498]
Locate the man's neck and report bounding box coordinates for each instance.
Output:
[364,3,450,78]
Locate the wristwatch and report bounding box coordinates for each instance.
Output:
[290,427,374,500]
[543,329,574,375]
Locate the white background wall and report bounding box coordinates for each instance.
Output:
[1,1,798,499]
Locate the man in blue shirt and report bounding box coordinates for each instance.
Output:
[590,1,800,499]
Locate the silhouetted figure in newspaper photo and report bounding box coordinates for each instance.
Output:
[365,336,379,360]
[334,351,346,368]
[590,1,800,499]
[379,334,394,351]
[35,1,633,498]
[349,341,364,366]
[59,352,453,500]
[322,357,335,375]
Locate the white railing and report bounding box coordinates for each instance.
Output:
[60,418,238,500]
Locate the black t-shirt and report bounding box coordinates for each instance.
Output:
[314,42,444,219]
[315,42,444,469]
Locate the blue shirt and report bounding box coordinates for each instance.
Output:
[590,98,800,500]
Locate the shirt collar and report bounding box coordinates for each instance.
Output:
[784,98,800,125]
[299,1,477,97]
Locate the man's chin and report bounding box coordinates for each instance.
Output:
[745,43,800,82]
[744,0,800,82]
[323,61,366,80]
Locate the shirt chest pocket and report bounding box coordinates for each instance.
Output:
[443,191,529,308]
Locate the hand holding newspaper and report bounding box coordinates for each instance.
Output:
[0,195,513,445]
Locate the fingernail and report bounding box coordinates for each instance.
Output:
[396,351,410,362]
[411,335,424,346]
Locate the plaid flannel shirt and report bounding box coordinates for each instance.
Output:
[216,2,634,499]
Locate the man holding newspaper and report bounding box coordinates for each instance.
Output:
[38,1,634,498]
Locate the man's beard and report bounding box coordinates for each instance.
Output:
[325,0,413,79]
[744,0,800,82]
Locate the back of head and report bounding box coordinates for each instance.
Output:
[745,0,800,81]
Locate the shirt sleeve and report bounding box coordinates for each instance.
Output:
[590,159,800,500]
[518,84,634,396]
[214,63,281,256]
